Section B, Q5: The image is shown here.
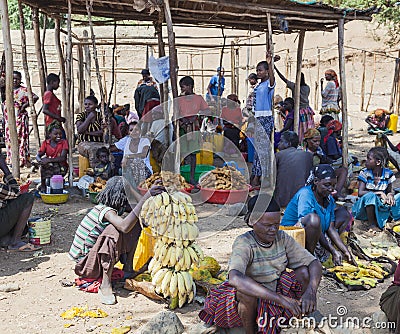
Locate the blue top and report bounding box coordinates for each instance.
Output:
[207,74,225,97]
[323,136,341,158]
[358,167,395,193]
[281,185,336,233]
[254,80,276,113]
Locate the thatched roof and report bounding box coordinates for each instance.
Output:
[21,0,376,33]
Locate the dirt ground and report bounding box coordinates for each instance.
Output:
[0,128,398,334]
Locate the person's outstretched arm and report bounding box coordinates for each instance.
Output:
[274,66,288,84]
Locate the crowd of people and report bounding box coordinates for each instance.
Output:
[0,63,400,334]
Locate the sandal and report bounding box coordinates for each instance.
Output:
[8,242,42,252]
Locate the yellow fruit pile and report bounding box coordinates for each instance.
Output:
[140,191,204,308]
[199,166,247,190]
[88,177,107,192]
[139,171,191,190]
[190,256,226,285]
[328,261,389,288]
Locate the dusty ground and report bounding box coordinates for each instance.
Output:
[0,128,398,334]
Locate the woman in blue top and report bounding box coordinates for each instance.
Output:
[352,147,400,231]
[281,164,354,266]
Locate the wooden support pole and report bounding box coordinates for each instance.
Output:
[231,41,235,95]
[0,0,19,177]
[284,49,290,98]
[266,12,274,188]
[41,13,48,77]
[55,19,67,125]
[77,44,85,113]
[83,30,91,95]
[338,18,348,168]
[365,54,376,113]
[235,46,239,96]
[107,21,117,112]
[18,0,40,148]
[32,8,46,97]
[314,47,320,111]
[65,0,74,187]
[86,0,108,144]
[360,50,366,111]
[294,30,305,135]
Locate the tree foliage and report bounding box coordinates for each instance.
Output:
[323,0,400,46]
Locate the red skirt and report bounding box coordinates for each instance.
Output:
[198,271,302,334]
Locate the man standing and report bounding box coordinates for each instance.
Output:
[206,67,225,103]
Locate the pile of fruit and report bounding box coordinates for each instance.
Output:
[199,166,247,190]
[88,177,107,192]
[328,261,389,288]
[139,171,191,190]
[140,191,204,308]
[190,256,227,286]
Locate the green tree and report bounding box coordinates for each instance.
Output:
[324,0,400,46]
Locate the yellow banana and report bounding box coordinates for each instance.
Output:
[161,270,173,297]
[174,221,182,240]
[166,223,175,239]
[152,268,169,286]
[148,257,156,273]
[169,272,178,298]
[178,292,187,308]
[183,247,192,270]
[187,224,199,240]
[191,243,204,260]
[181,271,194,293]
[151,260,163,275]
[161,192,170,206]
[154,194,163,207]
[181,222,189,240]
[187,245,199,265]
[165,204,172,216]
[169,246,177,267]
[177,272,186,296]
[162,245,172,267]
[172,203,180,217]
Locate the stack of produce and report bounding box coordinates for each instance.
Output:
[140,191,204,308]
[199,166,247,190]
[190,256,227,285]
[88,177,107,192]
[328,261,389,288]
[139,171,191,190]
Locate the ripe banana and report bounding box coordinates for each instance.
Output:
[161,270,173,297]
[169,272,178,298]
[152,268,169,285]
[162,246,172,267]
[187,245,199,265]
[191,243,204,260]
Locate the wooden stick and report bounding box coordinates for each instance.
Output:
[86,0,108,144]
[360,50,366,111]
[365,53,376,113]
[32,7,46,97]
[294,30,305,136]
[235,45,239,96]
[41,13,48,77]
[55,19,67,125]
[83,30,91,95]
[0,0,19,177]
[77,44,85,114]
[231,41,235,95]
[314,47,320,111]
[65,0,74,187]
[217,29,226,100]
[267,12,275,188]
[18,0,40,148]
[107,21,117,111]
[338,18,348,168]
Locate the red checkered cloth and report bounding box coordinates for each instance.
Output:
[198,271,302,334]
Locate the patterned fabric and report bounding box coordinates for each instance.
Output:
[69,205,116,262]
[245,84,257,116]
[198,271,302,334]
[298,107,315,143]
[136,77,158,89]
[0,174,20,209]
[357,167,395,192]
[251,116,274,177]
[76,111,103,143]
[228,230,315,291]
[3,86,30,165]
[320,81,340,115]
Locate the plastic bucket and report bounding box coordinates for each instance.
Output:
[388,114,398,133]
[180,164,215,183]
[79,155,90,178]
[213,134,224,152]
[246,138,255,163]
[28,219,51,245]
[279,226,305,248]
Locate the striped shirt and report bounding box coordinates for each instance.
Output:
[0,174,20,208]
[321,81,340,108]
[228,230,315,291]
[69,204,116,262]
[76,111,103,143]
[358,167,395,193]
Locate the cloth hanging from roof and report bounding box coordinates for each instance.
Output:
[149,55,170,84]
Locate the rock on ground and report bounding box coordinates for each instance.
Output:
[136,310,184,334]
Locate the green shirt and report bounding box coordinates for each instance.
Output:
[228,230,315,291]
[69,204,116,262]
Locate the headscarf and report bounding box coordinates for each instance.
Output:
[306,164,336,186]
[373,108,387,118]
[324,119,342,144]
[325,69,339,88]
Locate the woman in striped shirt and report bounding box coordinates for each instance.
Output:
[352,147,400,231]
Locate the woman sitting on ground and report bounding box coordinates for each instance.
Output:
[36,123,68,192]
[281,164,355,265]
[366,108,391,134]
[352,147,400,231]
[199,194,322,334]
[69,176,163,305]
[302,127,347,199]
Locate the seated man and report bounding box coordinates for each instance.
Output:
[69,176,163,305]
[0,154,40,251]
[199,194,322,334]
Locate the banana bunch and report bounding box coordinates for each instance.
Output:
[328,261,388,288]
[151,268,196,308]
[140,190,204,308]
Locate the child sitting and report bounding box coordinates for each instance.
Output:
[92,147,114,180]
[36,123,68,192]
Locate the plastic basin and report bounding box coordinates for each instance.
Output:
[88,191,99,204]
[180,164,215,183]
[199,185,250,204]
[40,190,69,204]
